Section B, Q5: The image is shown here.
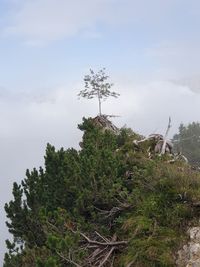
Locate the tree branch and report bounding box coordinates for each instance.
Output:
[80,232,128,246]
[56,251,82,267]
[160,117,172,155]
[98,247,115,267]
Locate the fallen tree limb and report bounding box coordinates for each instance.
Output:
[160,117,172,155]
[80,232,128,246]
[94,203,131,219]
[79,232,127,266]
[56,251,82,267]
[95,231,110,242]
[98,247,115,267]
[59,222,128,266]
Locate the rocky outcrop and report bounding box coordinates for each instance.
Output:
[92,115,119,134]
[176,227,200,267]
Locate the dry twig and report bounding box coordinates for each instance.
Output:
[79,232,127,266]
[56,251,82,267]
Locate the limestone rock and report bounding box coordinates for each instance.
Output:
[176,227,200,267]
[92,115,119,134]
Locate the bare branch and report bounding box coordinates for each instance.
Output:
[80,232,128,246]
[95,231,110,242]
[56,251,82,267]
[160,117,172,155]
[98,247,115,267]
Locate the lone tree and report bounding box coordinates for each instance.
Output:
[78,68,120,116]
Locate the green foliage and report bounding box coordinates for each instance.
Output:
[4,117,200,266]
[173,122,200,166]
[78,68,120,115]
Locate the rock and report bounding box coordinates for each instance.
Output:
[189,227,200,242]
[92,115,119,134]
[177,227,200,267]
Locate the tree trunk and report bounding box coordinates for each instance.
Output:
[97,90,102,116]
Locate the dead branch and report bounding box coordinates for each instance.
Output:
[46,220,62,234]
[95,231,110,242]
[63,223,128,266]
[160,117,172,155]
[98,247,115,267]
[94,203,131,219]
[56,251,82,267]
[103,114,120,118]
[79,232,127,266]
[80,232,128,246]
[95,206,125,218]
[88,247,108,262]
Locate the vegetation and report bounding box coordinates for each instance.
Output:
[4,117,200,267]
[173,122,200,166]
[78,69,120,116]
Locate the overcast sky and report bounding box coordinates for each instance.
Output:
[1,0,200,264]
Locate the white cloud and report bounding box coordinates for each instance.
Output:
[146,41,200,82]
[2,0,183,44]
[0,79,199,153]
[3,0,112,44]
[110,79,198,136]
[0,78,198,154]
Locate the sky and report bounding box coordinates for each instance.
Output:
[1,0,200,264]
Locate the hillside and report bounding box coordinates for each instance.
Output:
[4,116,200,267]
